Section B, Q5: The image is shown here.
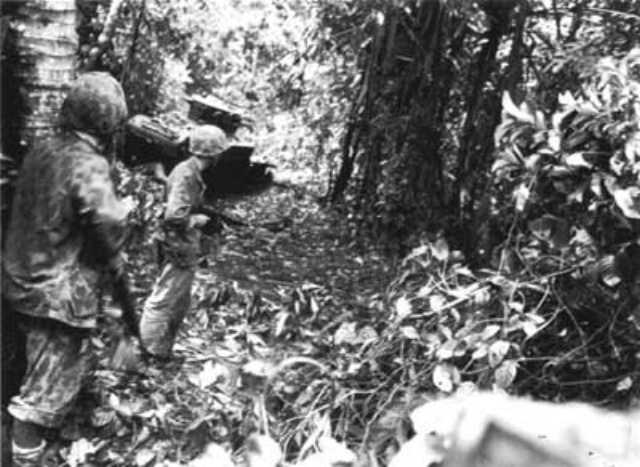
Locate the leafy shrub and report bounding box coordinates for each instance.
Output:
[409,47,640,404]
[492,48,640,272]
[334,51,640,435]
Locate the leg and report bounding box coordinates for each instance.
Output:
[2,298,26,407]
[12,420,43,448]
[11,420,46,467]
[139,261,195,358]
[8,317,92,465]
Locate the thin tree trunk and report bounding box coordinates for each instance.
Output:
[504,0,528,99]
[331,8,387,203]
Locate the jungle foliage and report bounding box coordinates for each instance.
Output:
[3,0,640,465]
[329,0,640,254]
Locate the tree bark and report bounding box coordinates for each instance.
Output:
[5,0,78,155]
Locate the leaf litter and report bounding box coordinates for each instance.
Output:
[78,181,395,465]
[62,157,640,466]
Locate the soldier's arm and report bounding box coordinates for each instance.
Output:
[72,154,130,263]
[72,154,138,336]
[164,174,207,229]
[71,155,129,270]
[151,162,169,185]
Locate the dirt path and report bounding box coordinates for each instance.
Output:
[75,183,396,466]
[211,185,393,304]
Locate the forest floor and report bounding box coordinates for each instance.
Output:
[11,153,640,467]
[60,175,397,466]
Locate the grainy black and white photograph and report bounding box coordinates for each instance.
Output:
[1,0,640,465]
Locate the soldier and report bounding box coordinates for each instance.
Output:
[2,72,137,466]
[140,125,229,359]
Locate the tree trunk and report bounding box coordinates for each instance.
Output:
[3,0,77,156]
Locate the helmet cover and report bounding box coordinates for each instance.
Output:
[60,72,128,136]
[188,125,229,158]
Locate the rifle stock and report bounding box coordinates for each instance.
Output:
[197,205,249,228]
[111,273,139,339]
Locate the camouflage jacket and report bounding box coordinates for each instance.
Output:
[2,132,129,328]
[161,157,205,268]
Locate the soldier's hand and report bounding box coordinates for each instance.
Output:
[201,216,224,236]
[190,214,210,228]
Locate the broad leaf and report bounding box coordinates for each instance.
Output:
[432,363,460,393]
[613,186,640,219]
[616,376,633,392]
[488,340,511,367]
[334,322,357,345]
[400,326,420,340]
[431,238,450,262]
[429,294,446,312]
[395,296,413,320]
[494,359,518,389]
[564,152,592,168]
[65,439,99,467]
[502,91,535,124]
[135,449,156,467]
[481,325,501,340]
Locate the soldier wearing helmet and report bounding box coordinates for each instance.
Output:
[140,124,229,359]
[2,72,135,466]
[60,71,128,136]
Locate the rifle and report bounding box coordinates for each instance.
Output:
[108,271,141,372]
[196,205,250,234]
[196,204,292,233]
[110,271,139,339]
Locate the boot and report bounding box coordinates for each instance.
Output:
[11,440,45,467]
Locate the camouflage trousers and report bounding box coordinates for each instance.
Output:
[7,316,92,428]
[139,261,194,358]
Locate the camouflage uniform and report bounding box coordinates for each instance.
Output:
[3,131,129,427]
[2,72,129,435]
[139,157,205,357]
[140,125,228,358]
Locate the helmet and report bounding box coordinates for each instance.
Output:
[188,125,229,158]
[60,72,128,136]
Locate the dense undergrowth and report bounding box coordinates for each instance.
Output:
[73,1,640,464]
[4,1,640,466]
[80,48,640,463]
